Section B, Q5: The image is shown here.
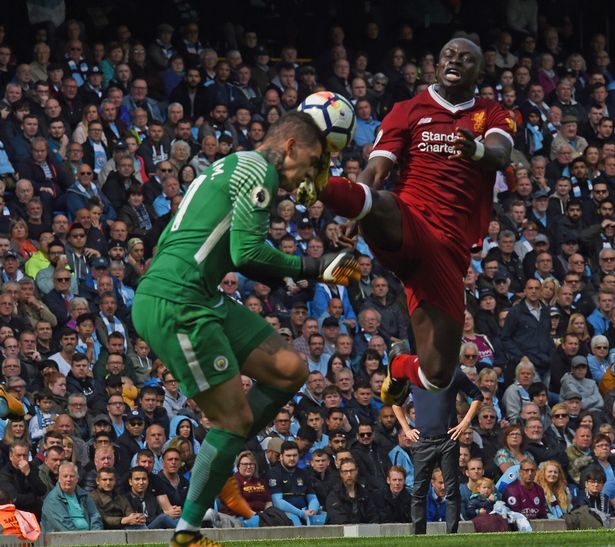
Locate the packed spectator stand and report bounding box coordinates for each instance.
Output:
[0,0,614,538]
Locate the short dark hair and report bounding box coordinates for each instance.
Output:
[281,440,298,454]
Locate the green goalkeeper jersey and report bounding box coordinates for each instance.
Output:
[137,151,301,305]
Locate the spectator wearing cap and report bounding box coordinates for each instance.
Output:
[116,408,146,475]
[475,288,500,343]
[256,436,282,477]
[527,190,553,236]
[492,268,516,308]
[78,65,104,106]
[0,250,24,284]
[297,65,318,101]
[147,24,177,71]
[294,217,314,256]
[551,115,589,161]
[295,425,317,469]
[501,279,554,385]
[321,316,340,355]
[249,45,275,95]
[560,355,604,411]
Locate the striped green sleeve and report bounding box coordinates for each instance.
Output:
[228,152,301,278]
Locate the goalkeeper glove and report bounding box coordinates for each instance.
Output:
[301,249,360,286]
[296,152,331,207]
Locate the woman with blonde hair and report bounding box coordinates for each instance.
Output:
[72,104,101,144]
[535,460,571,517]
[567,313,591,355]
[540,277,560,307]
[9,219,37,260]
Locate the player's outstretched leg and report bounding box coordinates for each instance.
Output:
[319,177,403,251]
[0,385,25,419]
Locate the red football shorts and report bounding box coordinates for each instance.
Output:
[366,194,468,324]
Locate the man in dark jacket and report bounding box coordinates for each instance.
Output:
[116,409,146,475]
[524,417,569,470]
[360,276,408,341]
[308,449,338,507]
[373,466,412,523]
[350,422,391,492]
[0,440,47,518]
[169,69,209,123]
[549,333,580,395]
[325,458,378,524]
[500,278,554,383]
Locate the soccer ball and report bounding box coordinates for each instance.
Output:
[298,91,356,152]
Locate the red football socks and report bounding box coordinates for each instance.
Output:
[320,176,370,219]
[390,353,425,388]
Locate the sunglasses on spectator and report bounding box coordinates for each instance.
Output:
[463,354,478,359]
[358,432,372,438]
[553,413,568,418]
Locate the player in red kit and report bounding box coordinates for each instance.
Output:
[318,38,514,401]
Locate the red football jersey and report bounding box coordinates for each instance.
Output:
[370,85,515,250]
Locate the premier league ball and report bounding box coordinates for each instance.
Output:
[298,91,356,152]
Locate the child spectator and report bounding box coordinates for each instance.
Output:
[28,389,58,447]
[467,477,498,516]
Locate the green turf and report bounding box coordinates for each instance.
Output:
[72,529,615,547]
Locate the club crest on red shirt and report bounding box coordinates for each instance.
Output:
[471,111,486,134]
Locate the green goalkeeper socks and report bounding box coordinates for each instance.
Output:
[181,428,246,527]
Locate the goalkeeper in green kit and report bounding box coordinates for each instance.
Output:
[132,112,359,547]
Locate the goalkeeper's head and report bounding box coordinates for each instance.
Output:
[260,111,326,190]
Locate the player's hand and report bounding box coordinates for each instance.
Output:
[335,220,359,249]
[404,428,420,442]
[448,128,479,160]
[448,420,470,441]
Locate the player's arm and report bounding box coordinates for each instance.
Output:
[449,128,512,171]
[229,177,359,285]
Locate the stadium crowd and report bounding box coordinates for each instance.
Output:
[0,0,614,537]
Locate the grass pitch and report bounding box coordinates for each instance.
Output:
[75,529,615,547]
